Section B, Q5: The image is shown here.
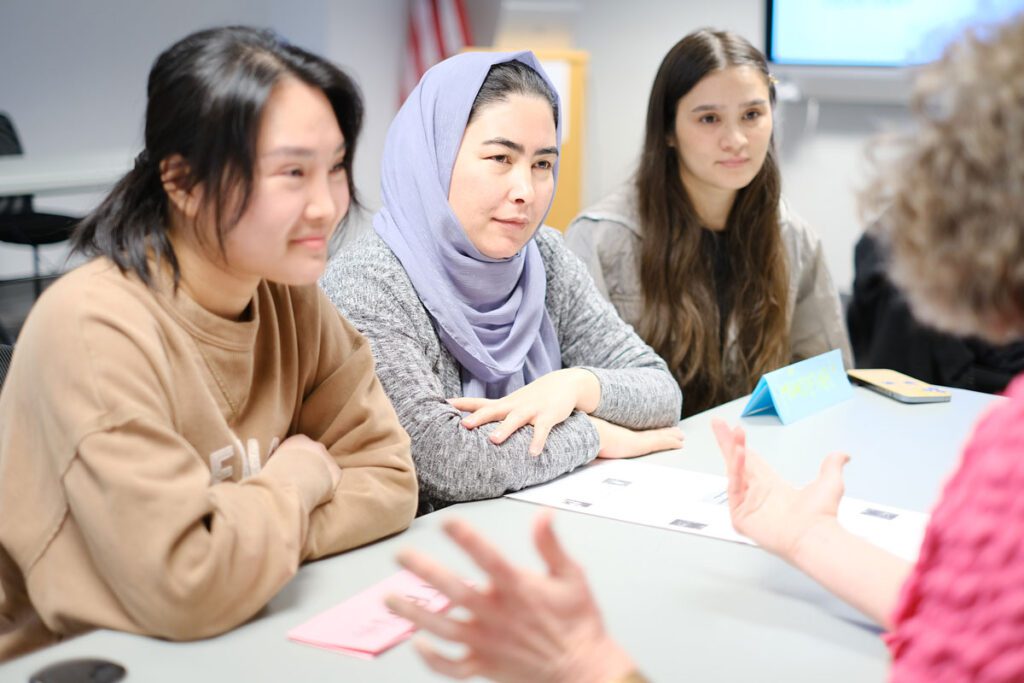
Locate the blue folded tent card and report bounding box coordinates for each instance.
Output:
[741,349,853,425]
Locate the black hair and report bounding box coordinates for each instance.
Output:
[71,25,364,288]
[467,60,559,128]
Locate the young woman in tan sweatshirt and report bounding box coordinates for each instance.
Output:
[0,26,417,661]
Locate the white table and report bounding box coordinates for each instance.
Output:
[0,150,133,197]
[0,385,998,681]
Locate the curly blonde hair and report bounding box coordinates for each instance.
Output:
[864,15,1024,343]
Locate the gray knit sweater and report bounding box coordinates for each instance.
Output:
[320,227,682,513]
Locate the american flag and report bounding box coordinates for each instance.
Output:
[401,0,473,102]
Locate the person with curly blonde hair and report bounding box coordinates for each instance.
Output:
[869,22,1024,342]
[389,14,1024,682]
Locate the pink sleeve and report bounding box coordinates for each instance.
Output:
[885,375,1024,682]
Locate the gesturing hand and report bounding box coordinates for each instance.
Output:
[711,418,849,560]
[449,368,601,456]
[385,514,635,683]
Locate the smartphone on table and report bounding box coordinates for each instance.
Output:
[847,368,952,404]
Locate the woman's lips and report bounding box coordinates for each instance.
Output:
[292,235,328,248]
[492,217,530,228]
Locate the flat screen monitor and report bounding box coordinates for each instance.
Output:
[767,0,1024,68]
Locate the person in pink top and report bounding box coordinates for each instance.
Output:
[387,15,1024,683]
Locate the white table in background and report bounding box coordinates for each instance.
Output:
[0,150,132,197]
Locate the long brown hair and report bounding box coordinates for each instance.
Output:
[635,29,789,416]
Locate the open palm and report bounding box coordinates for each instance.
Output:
[711,418,850,559]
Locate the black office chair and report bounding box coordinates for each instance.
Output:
[0,112,80,300]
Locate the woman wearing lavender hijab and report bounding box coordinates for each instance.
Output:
[320,51,683,514]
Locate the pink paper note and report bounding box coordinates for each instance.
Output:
[287,569,449,659]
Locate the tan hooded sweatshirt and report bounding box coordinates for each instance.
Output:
[0,257,417,661]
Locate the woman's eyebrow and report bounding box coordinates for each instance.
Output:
[481,137,558,157]
[691,98,768,113]
[262,141,348,158]
[481,137,524,154]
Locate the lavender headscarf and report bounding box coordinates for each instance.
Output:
[374,51,562,399]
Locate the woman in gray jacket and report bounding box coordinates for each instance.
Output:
[321,51,682,514]
[567,29,850,417]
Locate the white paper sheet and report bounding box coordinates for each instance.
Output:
[506,460,929,562]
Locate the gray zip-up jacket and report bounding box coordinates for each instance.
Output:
[320,227,682,513]
[565,186,853,374]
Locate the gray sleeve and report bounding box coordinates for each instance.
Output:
[564,218,611,301]
[788,221,854,369]
[320,246,598,508]
[540,230,683,426]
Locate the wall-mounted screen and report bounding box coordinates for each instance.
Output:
[767,0,1024,67]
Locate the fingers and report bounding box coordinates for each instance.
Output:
[385,592,465,642]
[531,511,577,578]
[411,637,478,680]
[489,409,534,445]
[459,403,510,430]
[309,447,342,491]
[448,397,489,413]
[727,438,748,503]
[732,423,746,446]
[643,426,685,453]
[612,426,685,459]
[711,418,736,463]
[713,420,755,476]
[443,518,519,586]
[396,548,483,612]
[714,421,749,505]
[453,398,537,444]
[528,416,556,456]
[819,452,851,475]
[817,452,851,494]
[712,419,741,487]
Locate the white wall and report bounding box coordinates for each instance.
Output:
[0,0,407,277]
[568,0,908,293]
[574,0,762,200]
[2,0,903,291]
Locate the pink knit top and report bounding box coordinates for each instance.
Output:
[886,374,1024,681]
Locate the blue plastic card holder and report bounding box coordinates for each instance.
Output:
[741,349,853,425]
